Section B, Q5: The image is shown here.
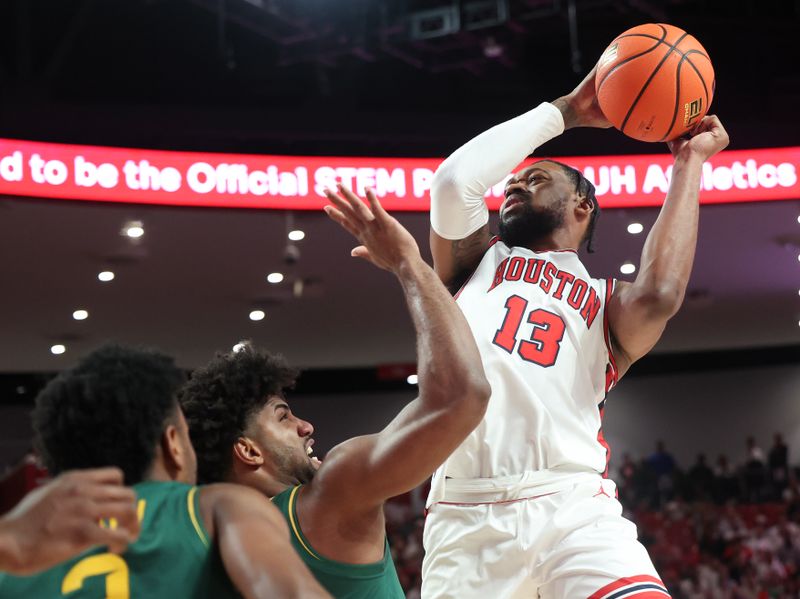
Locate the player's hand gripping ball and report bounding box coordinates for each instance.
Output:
[595,23,714,142]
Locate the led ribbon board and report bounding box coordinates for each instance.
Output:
[0,139,797,210]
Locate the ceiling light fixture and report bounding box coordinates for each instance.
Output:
[407,374,419,385]
[50,344,66,355]
[123,221,145,238]
[288,230,305,241]
[98,271,115,282]
[249,310,265,321]
[72,309,89,321]
[620,263,636,275]
[267,272,284,284]
[627,223,644,234]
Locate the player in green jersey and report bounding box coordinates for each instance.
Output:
[180,185,491,598]
[0,345,329,599]
[0,467,140,575]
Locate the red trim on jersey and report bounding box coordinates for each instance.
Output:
[452,235,499,300]
[588,575,670,599]
[602,278,619,392]
[530,248,578,254]
[597,404,611,479]
[611,593,671,598]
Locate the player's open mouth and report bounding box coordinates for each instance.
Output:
[306,439,322,468]
[503,194,527,212]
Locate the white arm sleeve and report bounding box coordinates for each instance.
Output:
[430,102,565,240]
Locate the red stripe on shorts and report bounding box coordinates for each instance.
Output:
[588,575,669,599]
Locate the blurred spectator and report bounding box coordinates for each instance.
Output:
[687,454,714,502]
[768,433,789,499]
[713,454,739,504]
[649,440,677,477]
[744,436,768,503]
[647,440,677,506]
[617,452,637,505]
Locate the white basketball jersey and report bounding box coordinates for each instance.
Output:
[428,238,618,505]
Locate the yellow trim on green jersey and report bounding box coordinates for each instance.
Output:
[271,485,406,597]
[0,481,242,599]
[187,487,209,547]
[137,499,147,524]
[287,486,320,560]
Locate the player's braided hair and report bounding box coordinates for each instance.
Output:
[543,160,600,253]
[32,344,185,485]
[178,345,298,485]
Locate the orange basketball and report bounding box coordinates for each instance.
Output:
[595,23,714,142]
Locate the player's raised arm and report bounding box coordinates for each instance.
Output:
[318,184,491,507]
[0,468,139,575]
[199,484,330,599]
[607,115,729,376]
[429,66,609,291]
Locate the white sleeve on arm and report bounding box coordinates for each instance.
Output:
[430,102,565,240]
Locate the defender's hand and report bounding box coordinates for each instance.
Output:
[324,184,422,273]
[552,64,612,130]
[668,115,729,161]
[0,468,140,575]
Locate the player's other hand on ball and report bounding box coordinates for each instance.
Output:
[667,115,729,161]
[1,467,140,575]
[323,183,422,273]
[553,64,612,130]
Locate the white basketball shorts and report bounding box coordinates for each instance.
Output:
[421,471,669,598]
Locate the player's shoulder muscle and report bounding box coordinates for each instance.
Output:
[430,224,492,293]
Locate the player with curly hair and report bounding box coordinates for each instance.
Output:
[180,185,491,598]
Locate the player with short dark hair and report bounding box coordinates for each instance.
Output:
[421,64,729,597]
[33,344,187,484]
[0,344,329,599]
[180,185,491,598]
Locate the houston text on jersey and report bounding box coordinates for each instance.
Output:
[487,256,601,329]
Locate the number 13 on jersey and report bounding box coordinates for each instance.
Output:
[493,295,566,367]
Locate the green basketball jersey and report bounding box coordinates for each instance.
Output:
[271,485,404,599]
[0,481,241,599]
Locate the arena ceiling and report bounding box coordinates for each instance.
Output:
[0,0,797,154]
[0,0,798,373]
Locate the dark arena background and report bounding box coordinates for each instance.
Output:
[1,0,800,597]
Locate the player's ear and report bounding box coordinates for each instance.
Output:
[575,193,593,219]
[233,436,264,468]
[162,423,187,475]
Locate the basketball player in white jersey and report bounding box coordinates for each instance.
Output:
[422,65,729,598]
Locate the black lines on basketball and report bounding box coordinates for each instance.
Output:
[683,50,711,107]
[596,28,667,93]
[659,50,713,141]
[662,56,685,142]
[614,33,710,62]
[620,32,690,135]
